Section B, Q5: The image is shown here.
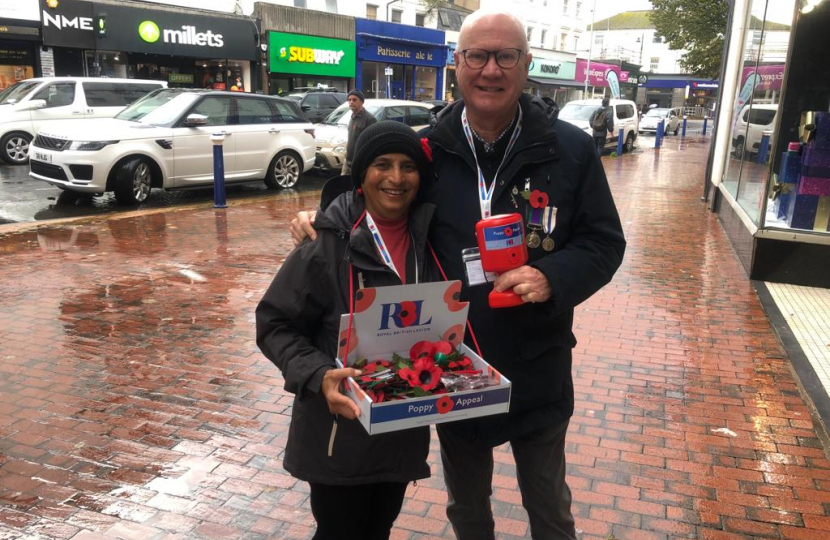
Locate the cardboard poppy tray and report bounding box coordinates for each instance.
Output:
[336,281,511,435]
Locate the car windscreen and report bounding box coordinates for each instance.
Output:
[115,91,202,125]
[0,80,41,105]
[559,104,598,121]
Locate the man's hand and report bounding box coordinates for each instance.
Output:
[321,367,362,419]
[290,210,318,246]
[494,265,552,304]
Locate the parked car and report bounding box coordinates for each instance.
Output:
[0,77,166,165]
[283,88,347,123]
[314,99,433,171]
[28,89,316,205]
[558,98,640,153]
[640,107,681,135]
[732,103,778,158]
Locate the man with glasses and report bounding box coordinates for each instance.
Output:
[290,10,624,540]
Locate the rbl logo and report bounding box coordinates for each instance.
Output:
[379,301,433,330]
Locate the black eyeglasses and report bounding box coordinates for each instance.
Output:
[459,48,525,69]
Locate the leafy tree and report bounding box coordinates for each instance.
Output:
[650,0,730,78]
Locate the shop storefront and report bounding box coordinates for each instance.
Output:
[0,0,41,89]
[39,0,259,91]
[525,53,579,106]
[355,19,446,102]
[576,59,632,100]
[267,31,354,95]
[445,42,457,102]
[707,0,830,286]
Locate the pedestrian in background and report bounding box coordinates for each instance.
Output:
[589,96,614,156]
[343,90,377,176]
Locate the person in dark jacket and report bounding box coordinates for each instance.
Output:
[343,89,377,175]
[256,121,438,540]
[290,10,625,540]
[589,96,615,156]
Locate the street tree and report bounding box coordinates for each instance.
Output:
[650,0,730,79]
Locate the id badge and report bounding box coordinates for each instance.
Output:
[462,247,496,286]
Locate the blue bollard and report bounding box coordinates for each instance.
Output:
[681,116,687,137]
[616,128,624,156]
[703,117,709,136]
[757,133,771,164]
[211,132,227,209]
[655,119,664,148]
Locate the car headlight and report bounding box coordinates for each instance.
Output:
[68,140,119,151]
[334,146,346,154]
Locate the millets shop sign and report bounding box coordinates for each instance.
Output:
[40,0,257,60]
[268,32,355,78]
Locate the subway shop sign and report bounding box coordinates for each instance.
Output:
[269,32,355,78]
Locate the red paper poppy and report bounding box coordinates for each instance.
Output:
[443,281,465,312]
[363,360,390,374]
[354,288,376,312]
[420,138,433,162]
[410,341,433,360]
[449,356,474,370]
[368,389,386,403]
[338,328,358,357]
[397,301,417,327]
[398,357,443,391]
[436,395,454,414]
[433,340,453,362]
[442,324,464,346]
[530,190,549,209]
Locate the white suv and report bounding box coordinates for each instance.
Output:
[559,98,640,153]
[29,89,316,205]
[732,104,778,158]
[0,77,165,165]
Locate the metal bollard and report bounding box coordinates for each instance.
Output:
[211,132,227,209]
[702,117,709,136]
[655,119,664,148]
[757,132,771,164]
[681,116,688,138]
[616,128,624,156]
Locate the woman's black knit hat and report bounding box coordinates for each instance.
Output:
[351,120,433,191]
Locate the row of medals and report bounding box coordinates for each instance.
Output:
[511,185,555,252]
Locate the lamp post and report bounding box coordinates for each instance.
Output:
[584,0,598,98]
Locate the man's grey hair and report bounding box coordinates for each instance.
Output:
[457,9,529,53]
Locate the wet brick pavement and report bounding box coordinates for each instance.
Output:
[1,137,829,540]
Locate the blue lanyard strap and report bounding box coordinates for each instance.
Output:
[461,105,523,219]
[363,212,418,284]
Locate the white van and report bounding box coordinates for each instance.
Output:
[0,77,166,165]
[731,103,778,158]
[559,98,640,153]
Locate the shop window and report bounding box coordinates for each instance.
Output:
[33,82,75,108]
[367,4,378,19]
[721,0,795,227]
[391,9,402,23]
[237,98,275,125]
[270,101,306,123]
[189,96,231,126]
[416,13,426,27]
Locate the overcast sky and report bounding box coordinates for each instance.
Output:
[592,0,796,25]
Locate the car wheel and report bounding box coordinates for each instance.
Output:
[1,132,32,165]
[265,151,301,189]
[734,138,745,159]
[114,157,153,205]
[624,133,635,153]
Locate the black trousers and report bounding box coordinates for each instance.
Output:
[309,481,408,540]
[593,135,607,156]
[437,419,576,540]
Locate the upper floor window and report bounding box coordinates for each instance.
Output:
[527,27,533,43]
[653,34,663,43]
[576,2,582,18]
[541,29,547,47]
[650,57,659,71]
[563,0,569,15]
[416,13,426,27]
[366,4,377,19]
[391,9,402,23]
